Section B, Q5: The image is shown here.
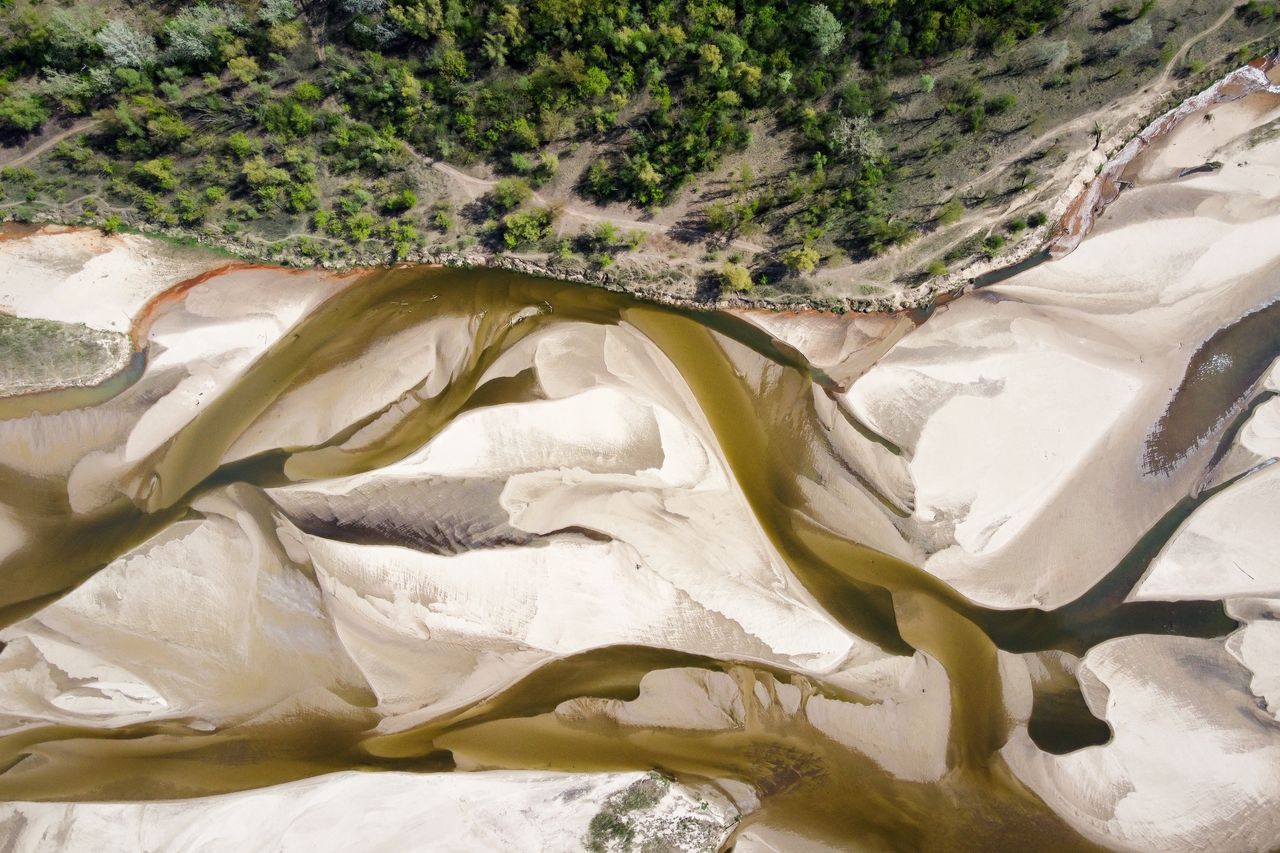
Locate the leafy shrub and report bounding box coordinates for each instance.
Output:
[380,188,417,213]
[490,177,532,211]
[0,94,49,133]
[502,206,556,249]
[720,262,753,292]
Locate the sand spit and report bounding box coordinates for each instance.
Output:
[0,226,223,396]
[726,308,915,389]
[1048,57,1280,259]
[0,226,220,336]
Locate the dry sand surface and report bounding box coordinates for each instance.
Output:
[0,64,1279,852]
[0,770,738,851]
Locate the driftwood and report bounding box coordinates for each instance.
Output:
[1178,161,1224,177]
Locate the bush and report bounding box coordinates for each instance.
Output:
[965,105,986,133]
[1028,211,1049,227]
[490,177,532,211]
[381,188,417,213]
[293,82,324,103]
[720,262,753,293]
[982,233,1006,256]
[226,132,260,158]
[593,222,620,246]
[925,259,947,277]
[502,207,557,249]
[782,245,821,274]
[937,197,964,225]
[132,157,178,191]
[431,204,454,231]
[986,94,1017,116]
[347,211,376,241]
[0,95,49,133]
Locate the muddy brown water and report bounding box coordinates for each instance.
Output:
[0,265,1244,848]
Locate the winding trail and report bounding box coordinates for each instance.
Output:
[957,3,1240,199]
[0,120,98,169]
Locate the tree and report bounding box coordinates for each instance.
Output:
[0,95,49,133]
[782,245,821,274]
[720,262,753,293]
[97,20,158,69]
[133,157,178,190]
[831,116,884,163]
[227,56,259,84]
[502,207,556,249]
[799,4,844,58]
[163,6,246,67]
[259,0,299,25]
[490,176,532,211]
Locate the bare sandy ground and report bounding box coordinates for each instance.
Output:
[0,226,220,337]
[0,770,738,851]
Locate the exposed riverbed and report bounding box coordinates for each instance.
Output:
[1,67,1279,853]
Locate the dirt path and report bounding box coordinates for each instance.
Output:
[1154,3,1239,90]
[430,161,767,254]
[0,120,98,169]
[955,4,1240,200]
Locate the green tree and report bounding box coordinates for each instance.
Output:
[799,4,844,58]
[502,207,556,249]
[720,262,753,292]
[0,95,49,133]
[490,176,532,211]
[227,56,259,84]
[782,245,821,274]
[133,157,178,191]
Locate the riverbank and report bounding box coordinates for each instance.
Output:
[2,53,1279,406]
[2,30,1277,316]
